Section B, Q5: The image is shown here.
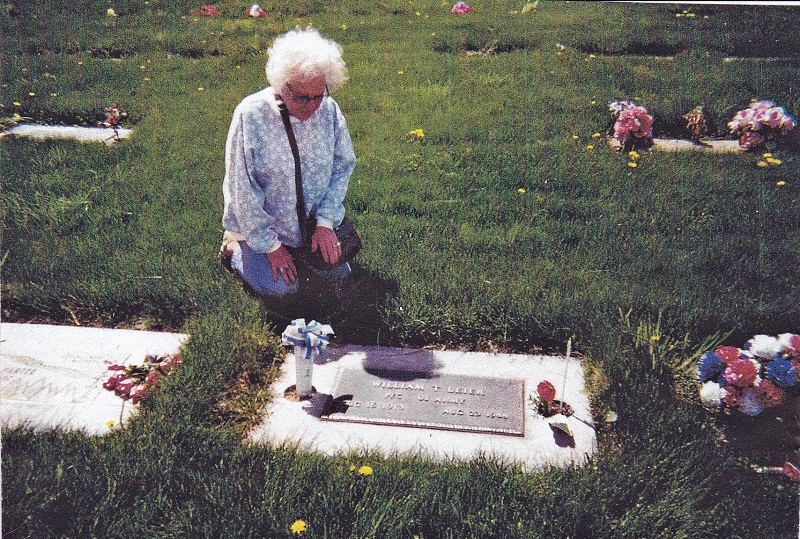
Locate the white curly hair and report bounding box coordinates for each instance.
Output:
[266,27,348,94]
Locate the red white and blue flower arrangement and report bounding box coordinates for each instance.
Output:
[697,333,799,417]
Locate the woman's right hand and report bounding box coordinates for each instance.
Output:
[267,245,297,285]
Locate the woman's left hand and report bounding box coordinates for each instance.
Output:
[311,225,341,266]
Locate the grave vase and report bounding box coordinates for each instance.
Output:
[294,346,314,398]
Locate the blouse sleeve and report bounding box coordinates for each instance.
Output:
[313,103,356,228]
[221,105,282,254]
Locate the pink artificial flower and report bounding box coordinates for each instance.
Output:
[145,370,162,387]
[103,375,121,391]
[451,1,473,14]
[114,377,135,397]
[724,357,760,387]
[130,384,148,404]
[739,131,764,150]
[783,462,800,481]
[749,100,775,112]
[756,379,785,408]
[715,346,741,364]
[537,380,556,403]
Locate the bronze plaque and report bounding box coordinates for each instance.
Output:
[321,368,525,437]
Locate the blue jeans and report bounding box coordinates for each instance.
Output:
[238,241,351,297]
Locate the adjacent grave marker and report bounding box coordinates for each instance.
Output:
[0,323,187,434]
[322,368,525,436]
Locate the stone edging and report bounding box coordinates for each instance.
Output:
[1,124,132,145]
[608,137,742,153]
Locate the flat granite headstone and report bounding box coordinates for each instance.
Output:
[322,368,525,436]
[250,345,597,471]
[0,323,187,434]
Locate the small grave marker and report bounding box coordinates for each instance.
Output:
[322,368,525,436]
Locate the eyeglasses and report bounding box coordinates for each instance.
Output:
[286,84,329,106]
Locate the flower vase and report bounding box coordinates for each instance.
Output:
[294,346,314,398]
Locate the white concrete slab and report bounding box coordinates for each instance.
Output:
[0,323,187,435]
[608,137,742,153]
[2,124,132,144]
[249,345,597,471]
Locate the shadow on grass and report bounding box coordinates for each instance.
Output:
[249,262,400,347]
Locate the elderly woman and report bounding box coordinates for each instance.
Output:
[221,27,356,318]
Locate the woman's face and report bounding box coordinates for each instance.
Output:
[282,76,327,120]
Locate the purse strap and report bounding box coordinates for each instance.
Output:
[277,100,309,244]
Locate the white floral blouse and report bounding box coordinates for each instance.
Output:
[222,87,356,254]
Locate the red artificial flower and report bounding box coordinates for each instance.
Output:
[724,358,760,388]
[715,346,741,364]
[537,380,556,403]
[722,386,742,408]
[756,379,785,408]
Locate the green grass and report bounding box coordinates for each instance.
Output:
[2,1,799,537]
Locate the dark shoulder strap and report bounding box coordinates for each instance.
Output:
[278,101,308,244]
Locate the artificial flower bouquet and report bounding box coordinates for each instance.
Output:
[608,100,654,150]
[727,100,796,151]
[697,333,799,417]
[103,353,182,404]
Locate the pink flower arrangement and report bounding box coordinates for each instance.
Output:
[451,1,473,14]
[609,100,653,150]
[728,100,796,150]
[103,353,182,405]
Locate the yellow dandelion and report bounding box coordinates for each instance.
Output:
[762,153,773,158]
[776,181,786,186]
[757,161,768,168]
[358,465,373,476]
[341,24,347,30]
[675,13,683,18]
[198,87,204,91]
[517,188,526,194]
[290,520,307,535]
[766,157,782,166]
[586,144,594,150]
[590,100,596,105]
[591,132,601,139]
[51,93,58,97]
[572,135,579,140]
[650,335,660,341]
[628,162,638,168]
[140,65,146,70]
[687,13,695,18]
[107,8,118,17]
[143,77,150,81]
[397,70,404,75]
[589,54,596,59]
[415,11,421,15]
[13,101,21,106]
[28,92,35,97]
[349,464,356,472]
[78,61,83,65]
[628,150,640,159]
[106,420,116,428]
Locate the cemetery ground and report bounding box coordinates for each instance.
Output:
[1,1,799,537]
